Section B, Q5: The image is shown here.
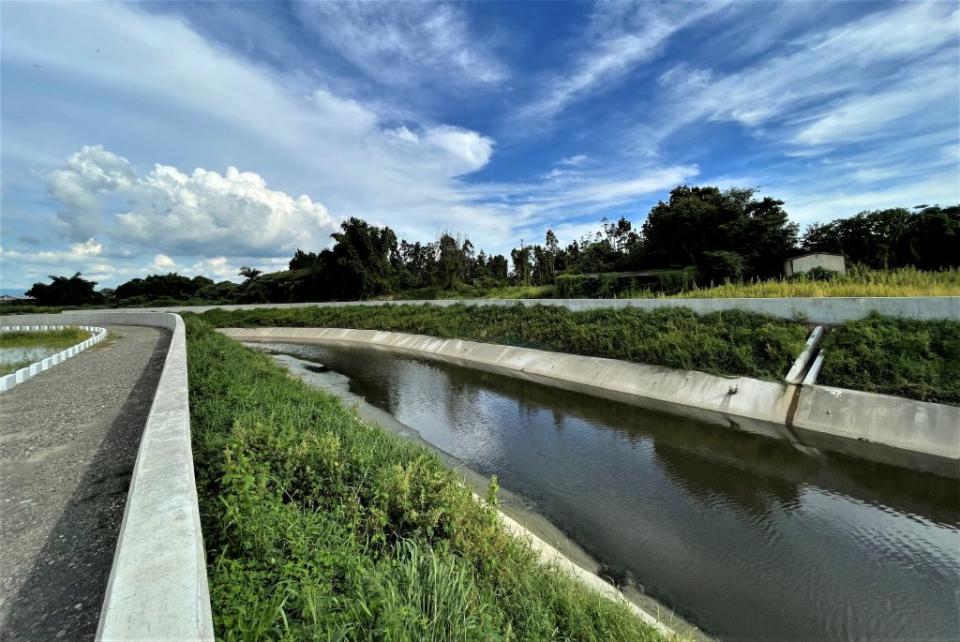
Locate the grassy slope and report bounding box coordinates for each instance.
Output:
[819,314,960,405]
[186,317,663,641]
[195,304,809,381]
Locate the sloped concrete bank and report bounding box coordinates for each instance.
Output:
[221,327,960,476]
[1,313,213,641]
[75,294,959,324]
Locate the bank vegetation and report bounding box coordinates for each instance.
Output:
[186,317,667,641]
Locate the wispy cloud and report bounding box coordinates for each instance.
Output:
[293,1,508,89]
[518,1,729,124]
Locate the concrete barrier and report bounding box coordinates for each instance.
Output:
[0,324,107,393]
[221,327,798,441]
[72,295,960,324]
[792,384,960,476]
[0,312,213,641]
[223,327,960,476]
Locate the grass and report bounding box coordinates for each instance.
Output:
[409,268,960,300]
[186,316,666,641]
[193,304,810,381]
[0,327,90,349]
[819,314,960,405]
[665,267,960,299]
[0,327,91,375]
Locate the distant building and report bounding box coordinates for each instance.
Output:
[783,253,846,277]
[0,295,31,303]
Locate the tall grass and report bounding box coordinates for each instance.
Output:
[195,304,810,381]
[819,314,960,405]
[0,327,90,349]
[412,268,960,300]
[186,317,665,641]
[666,267,960,299]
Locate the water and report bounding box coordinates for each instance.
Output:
[262,341,960,641]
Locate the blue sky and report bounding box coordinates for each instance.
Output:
[1,0,958,292]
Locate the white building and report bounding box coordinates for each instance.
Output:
[783,253,846,277]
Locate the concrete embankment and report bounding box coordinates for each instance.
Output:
[75,294,959,324]
[221,327,960,476]
[1,312,213,641]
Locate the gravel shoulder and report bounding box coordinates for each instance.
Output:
[0,325,169,641]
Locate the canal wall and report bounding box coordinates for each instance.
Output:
[221,327,960,475]
[221,327,797,439]
[0,312,214,641]
[72,295,959,324]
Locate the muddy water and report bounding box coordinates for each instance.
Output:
[263,341,960,641]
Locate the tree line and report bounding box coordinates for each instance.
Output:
[22,185,959,306]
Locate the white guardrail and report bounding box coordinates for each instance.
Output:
[0,312,214,641]
[0,325,108,392]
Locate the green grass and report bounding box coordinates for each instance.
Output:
[194,304,810,381]
[819,314,960,405]
[186,317,665,641]
[0,327,90,349]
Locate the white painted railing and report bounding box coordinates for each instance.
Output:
[0,325,108,392]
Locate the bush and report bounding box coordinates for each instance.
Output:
[700,251,745,285]
[819,313,960,404]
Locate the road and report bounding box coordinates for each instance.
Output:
[0,325,169,641]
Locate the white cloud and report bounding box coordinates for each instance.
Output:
[152,254,176,270]
[520,2,729,123]
[558,154,589,167]
[294,2,507,88]
[421,126,494,174]
[775,169,960,226]
[657,2,959,144]
[49,145,337,257]
[49,147,136,240]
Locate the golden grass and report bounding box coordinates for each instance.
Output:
[663,267,960,299]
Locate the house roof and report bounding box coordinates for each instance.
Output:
[785,252,844,261]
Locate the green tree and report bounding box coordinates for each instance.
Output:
[641,186,798,278]
[25,273,104,306]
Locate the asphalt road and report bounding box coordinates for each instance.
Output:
[0,325,169,641]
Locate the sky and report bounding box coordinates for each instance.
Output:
[1,0,958,292]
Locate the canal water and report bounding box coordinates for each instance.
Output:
[259,341,960,641]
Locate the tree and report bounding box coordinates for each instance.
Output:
[802,205,959,269]
[25,273,103,306]
[328,217,399,299]
[239,266,262,281]
[511,244,532,285]
[641,186,798,278]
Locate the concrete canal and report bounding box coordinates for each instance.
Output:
[257,341,960,641]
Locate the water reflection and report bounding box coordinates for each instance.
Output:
[263,341,960,641]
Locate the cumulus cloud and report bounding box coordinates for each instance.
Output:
[49,146,136,240]
[48,145,337,257]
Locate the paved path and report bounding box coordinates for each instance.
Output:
[0,325,170,641]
